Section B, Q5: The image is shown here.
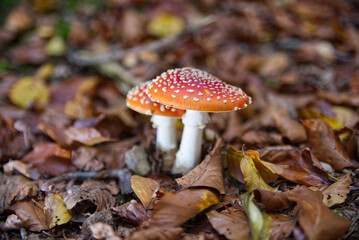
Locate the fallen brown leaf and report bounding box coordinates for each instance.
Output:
[65,126,115,146]
[269,213,297,240]
[0,174,39,213]
[207,207,250,240]
[303,119,356,170]
[63,186,115,213]
[176,138,225,194]
[11,200,48,231]
[259,148,329,186]
[286,186,350,240]
[148,188,219,227]
[21,142,72,176]
[111,200,148,225]
[3,160,40,180]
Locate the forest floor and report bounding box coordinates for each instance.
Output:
[0,0,359,239]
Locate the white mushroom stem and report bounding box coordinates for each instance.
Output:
[151,115,178,152]
[172,110,210,174]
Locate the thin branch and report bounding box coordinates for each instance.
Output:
[46,169,131,183]
[68,16,216,66]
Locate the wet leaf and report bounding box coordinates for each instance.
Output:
[147,13,185,38]
[207,207,250,240]
[149,189,219,227]
[286,186,350,240]
[9,77,49,110]
[176,138,225,194]
[21,143,72,176]
[44,193,72,228]
[243,193,272,240]
[131,175,160,208]
[303,119,356,170]
[65,127,114,146]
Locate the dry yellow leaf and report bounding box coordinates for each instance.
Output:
[9,77,49,110]
[147,13,185,38]
[131,175,160,208]
[45,193,72,228]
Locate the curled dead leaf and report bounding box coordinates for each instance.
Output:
[303,119,356,170]
[176,138,225,194]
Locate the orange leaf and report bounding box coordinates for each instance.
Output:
[131,175,160,208]
[149,189,219,227]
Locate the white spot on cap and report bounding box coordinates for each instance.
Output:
[223,100,227,103]
[174,90,180,93]
[133,97,138,101]
[217,96,221,100]
[187,89,194,93]
[171,108,176,112]
[207,98,211,102]
[153,103,158,107]
[193,98,199,102]
[198,92,203,96]
[154,89,158,93]
[145,110,152,115]
[160,105,165,112]
[165,105,170,109]
[184,95,189,99]
[170,86,175,89]
[162,87,167,92]
[171,94,176,98]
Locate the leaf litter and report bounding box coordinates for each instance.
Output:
[0,0,359,239]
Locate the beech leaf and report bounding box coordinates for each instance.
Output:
[207,207,250,240]
[285,186,350,240]
[303,119,356,170]
[149,188,219,227]
[45,193,72,228]
[131,175,160,208]
[176,138,225,194]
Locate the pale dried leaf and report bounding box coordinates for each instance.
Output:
[131,175,160,208]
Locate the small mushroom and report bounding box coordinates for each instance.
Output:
[14,120,33,149]
[126,81,185,156]
[147,67,252,174]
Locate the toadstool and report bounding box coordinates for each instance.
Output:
[126,81,185,162]
[147,67,252,174]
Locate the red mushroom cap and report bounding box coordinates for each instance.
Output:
[146,67,252,112]
[126,81,186,117]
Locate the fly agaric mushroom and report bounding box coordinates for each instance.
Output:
[126,81,185,155]
[147,67,252,174]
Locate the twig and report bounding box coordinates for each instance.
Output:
[68,16,216,66]
[47,169,131,183]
